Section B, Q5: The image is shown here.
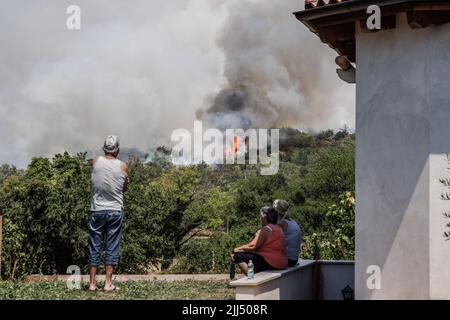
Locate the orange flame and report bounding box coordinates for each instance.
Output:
[233,136,238,156]
[225,135,239,159]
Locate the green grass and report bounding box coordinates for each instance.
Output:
[0,280,235,300]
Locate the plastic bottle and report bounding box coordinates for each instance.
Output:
[247,260,254,280]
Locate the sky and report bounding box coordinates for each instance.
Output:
[0,0,355,167]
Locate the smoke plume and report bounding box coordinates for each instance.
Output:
[197,0,354,130]
[0,0,354,167]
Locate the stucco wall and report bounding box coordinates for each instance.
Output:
[232,260,315,300]
[232,260,354,300]
[320,261,354,300]
[355,13,450,299]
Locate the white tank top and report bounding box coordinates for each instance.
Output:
[91,156,126,211]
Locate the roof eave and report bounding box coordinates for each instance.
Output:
[294,0,445,21]
[293,0,450,63]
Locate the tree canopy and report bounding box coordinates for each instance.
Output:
[0,128,355,279]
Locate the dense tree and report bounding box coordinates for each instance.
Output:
[0,129,355,278]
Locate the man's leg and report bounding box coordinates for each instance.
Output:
[104,211,123,291]
[89,266,98,291]
[88,212,104,291]
[105,264,114,290]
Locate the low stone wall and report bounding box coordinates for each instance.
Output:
[230,260,315,300]
[25,274,243,283]
[229,259,355,300]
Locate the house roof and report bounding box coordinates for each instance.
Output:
[305,0,352,10]
[294,0,450,63]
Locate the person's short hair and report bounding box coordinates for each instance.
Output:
[273,199,289,213]
[103,135,120,154]
[260,206,278,224]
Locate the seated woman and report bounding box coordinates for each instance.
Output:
[230,207,288,278]
[273,199,302,267]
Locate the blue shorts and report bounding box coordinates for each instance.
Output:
[88,210,124,266]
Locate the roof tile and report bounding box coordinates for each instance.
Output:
[305,0,349,10]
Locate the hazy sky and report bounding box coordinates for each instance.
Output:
[0,0,355,167]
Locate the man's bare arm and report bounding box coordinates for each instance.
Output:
[90,157,99,167]
[121,162,129,193]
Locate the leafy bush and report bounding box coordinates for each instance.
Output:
[0,153,91,277]
[301,192,355,260]
[172,225,256,274]
[0,129,355,277]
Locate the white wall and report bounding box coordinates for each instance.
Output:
[355,13,450,299]
[320,261,354,300]
[232,260,354,300]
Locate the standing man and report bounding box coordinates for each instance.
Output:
[88,135,128,292]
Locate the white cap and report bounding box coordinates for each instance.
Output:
[103,135,120,154]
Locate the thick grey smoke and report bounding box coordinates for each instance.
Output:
[0,0,354,168]
[198,82,279,130]
[0,0,226,167]
[197,0,354,130]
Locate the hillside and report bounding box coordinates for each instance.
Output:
[0,128,354,279]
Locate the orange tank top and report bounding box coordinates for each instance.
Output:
[256,224,288,269]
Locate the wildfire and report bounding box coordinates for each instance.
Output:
[225,135,239,159]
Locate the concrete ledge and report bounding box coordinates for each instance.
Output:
[229,259,355,300]
[230,259,315,287]
[318,260,354,265]
[229,259,315,300]
[229,272,280,287]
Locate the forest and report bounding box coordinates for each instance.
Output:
[0,128,355,279]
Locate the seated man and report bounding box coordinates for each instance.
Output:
[273,199,302,267]
[230,207,288,279]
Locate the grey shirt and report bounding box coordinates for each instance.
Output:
[284,219,301,261]
[90,156,126,211]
